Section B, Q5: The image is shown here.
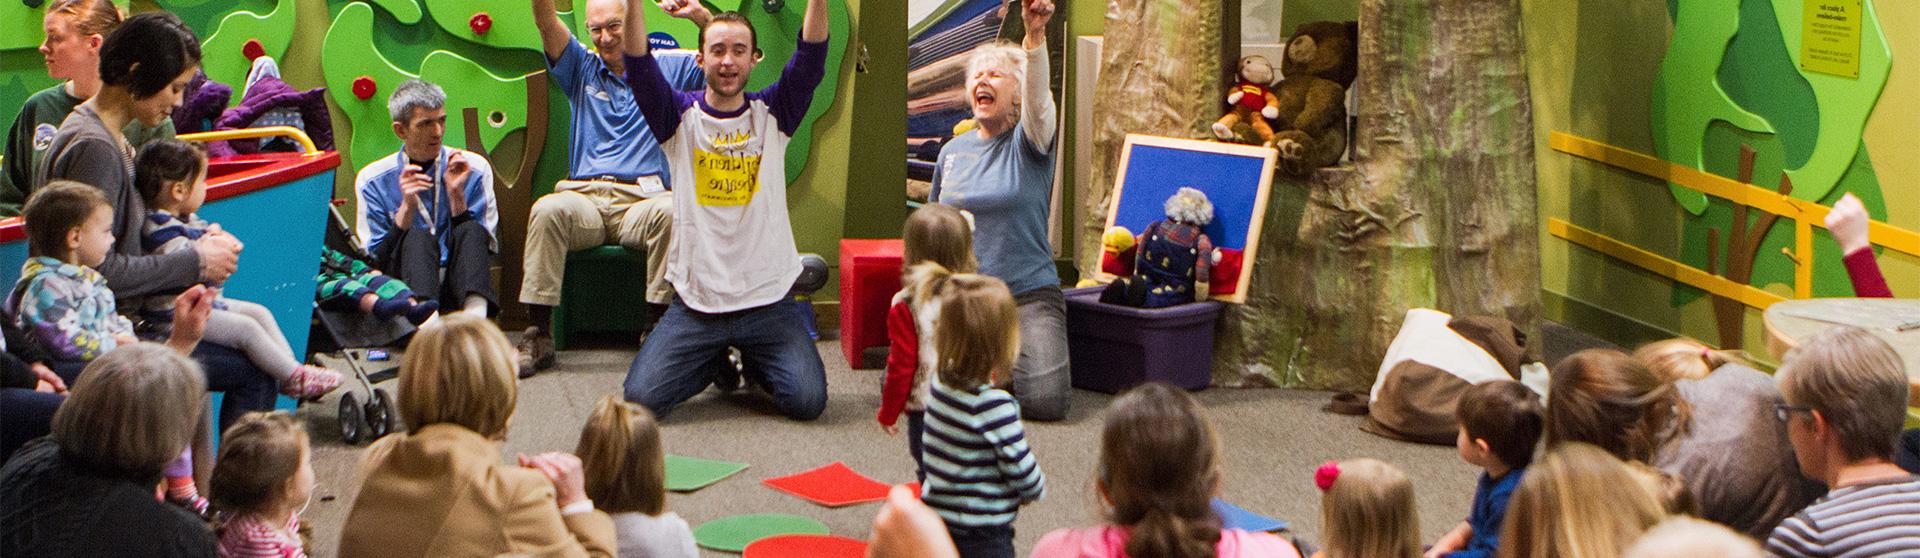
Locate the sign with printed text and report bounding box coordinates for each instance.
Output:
[694,149,763,206]
[1800,0,1862,78]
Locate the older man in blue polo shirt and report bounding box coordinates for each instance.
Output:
[520,0,708,376]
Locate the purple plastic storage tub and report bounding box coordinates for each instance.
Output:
[1064,286,1223,393]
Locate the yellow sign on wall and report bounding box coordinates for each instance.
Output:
[1801,0,1863,77]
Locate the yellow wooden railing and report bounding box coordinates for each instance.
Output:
[1549,131,1920,307]
[177,126,320,156]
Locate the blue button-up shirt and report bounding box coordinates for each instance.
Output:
[550,40,704,182]
[353,146,499,264]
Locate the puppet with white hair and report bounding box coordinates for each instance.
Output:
[1100,187,1217,308]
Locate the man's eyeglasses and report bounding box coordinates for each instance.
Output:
[1774,403,1813,423]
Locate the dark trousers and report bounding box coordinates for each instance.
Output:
[0,389,62,464]
[195,343,281,431]
[48,343,277,433]
[1898,429,1920,476]
[907,410,926,483]
[948,525,1015,558]
[374,219,497,315]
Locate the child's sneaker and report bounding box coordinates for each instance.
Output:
[168,494,211,520]
[282,365,343,400]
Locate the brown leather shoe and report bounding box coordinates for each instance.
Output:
[516,327,555,378]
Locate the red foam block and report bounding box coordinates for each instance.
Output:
[762,462,893,507]
[743,535,867,558]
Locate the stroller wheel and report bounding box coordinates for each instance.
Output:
[339,391,365,445]
[367,388,399,440]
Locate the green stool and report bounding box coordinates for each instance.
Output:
[552,245,650,350]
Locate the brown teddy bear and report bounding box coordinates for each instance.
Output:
[1212,56,1282,147]
[1268,21,1358,175]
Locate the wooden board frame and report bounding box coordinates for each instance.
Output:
[1100,134,1279,304]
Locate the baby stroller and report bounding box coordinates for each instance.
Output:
[308,200,415,445]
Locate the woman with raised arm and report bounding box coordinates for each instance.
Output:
[927,0,1068,421]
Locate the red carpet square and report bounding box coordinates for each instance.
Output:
[743,535,868,558]
[762,462,893,507]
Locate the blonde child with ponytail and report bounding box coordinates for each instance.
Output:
[877,203,976,480]
[1633,338,1756,382]
[1032,382,1301,558]
[1315,458,1421,558]
[575,396,696,558]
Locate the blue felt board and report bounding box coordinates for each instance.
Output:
[1110,140,1273,251]
[1213,498,1289,533]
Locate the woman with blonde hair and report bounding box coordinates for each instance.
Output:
[1498,443,1667,558]
[339,314,615,557]
[1315,458,1420,558]
[1549,346,1820,537]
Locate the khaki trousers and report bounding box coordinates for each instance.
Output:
[519,180,673,307]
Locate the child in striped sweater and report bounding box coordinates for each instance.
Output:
[920,273,1045,558]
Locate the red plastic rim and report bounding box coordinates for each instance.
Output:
[0,151,339,243]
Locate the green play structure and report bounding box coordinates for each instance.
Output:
[0,0,851,192]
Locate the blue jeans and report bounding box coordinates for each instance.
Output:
[623,297,826,420]
[1898,429,1920,476]
[195,343,281,432]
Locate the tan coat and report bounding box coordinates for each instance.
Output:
[338,424,617,558]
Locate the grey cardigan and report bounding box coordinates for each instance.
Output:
[33,104,199,305]
[1654,363,1827,538]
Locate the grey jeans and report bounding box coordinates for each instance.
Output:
[1011,286,1069,421]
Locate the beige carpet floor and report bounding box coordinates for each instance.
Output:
[293,335,1493,557]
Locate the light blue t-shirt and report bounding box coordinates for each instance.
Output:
[930,123,1059,296]
[549,40,704,182]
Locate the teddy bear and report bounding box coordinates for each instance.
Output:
[1211,56,1282,147]
[1267,21,1358,175]
[1100,187,1217,308]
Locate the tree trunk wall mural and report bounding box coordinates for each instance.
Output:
[1081,0,1227,277]
[1185,0,1540,389]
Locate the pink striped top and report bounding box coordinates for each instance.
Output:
[217,512,304,558]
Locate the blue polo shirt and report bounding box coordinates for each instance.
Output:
[549,40,704,183]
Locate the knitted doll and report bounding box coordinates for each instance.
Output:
[1100,187,1215,308]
